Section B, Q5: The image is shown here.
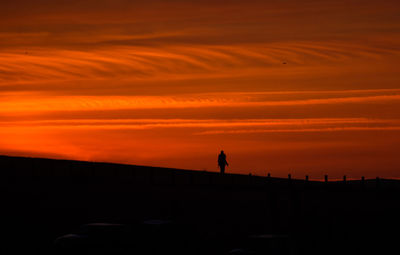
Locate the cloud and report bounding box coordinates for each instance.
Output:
[1,90,400,113]
[1,117,399,132]
[1,41,399,95]
[197,126,400,135]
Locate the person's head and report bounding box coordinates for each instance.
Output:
[221,150,224,154]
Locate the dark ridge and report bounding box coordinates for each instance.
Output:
[0,155,399,255]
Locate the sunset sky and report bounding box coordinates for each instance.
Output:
[1,0,400,178]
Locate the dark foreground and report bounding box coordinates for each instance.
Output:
[1,155,400,255]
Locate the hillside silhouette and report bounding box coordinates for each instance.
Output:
[1,155,400,255]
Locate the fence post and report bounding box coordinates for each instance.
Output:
[305,175,309,190]
[324,175,328,183]
[266,173,271,186]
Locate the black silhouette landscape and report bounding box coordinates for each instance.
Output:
[1,155,400,255]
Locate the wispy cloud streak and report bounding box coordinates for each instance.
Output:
[1,92,400,113]
[1,117,396,127]
[197,127,400,135]
[1,41,399,91]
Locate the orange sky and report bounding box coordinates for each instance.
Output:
[1,0,400,178]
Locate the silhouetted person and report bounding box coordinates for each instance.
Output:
[218,150,228,174]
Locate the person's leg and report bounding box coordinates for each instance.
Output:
[221,165,225,174]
